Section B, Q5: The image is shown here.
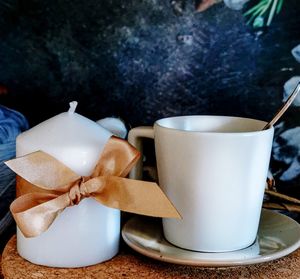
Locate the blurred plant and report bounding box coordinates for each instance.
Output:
[244,0,284,28]
[196,0,222,12]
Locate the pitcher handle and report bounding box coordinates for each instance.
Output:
[128,126,154,180]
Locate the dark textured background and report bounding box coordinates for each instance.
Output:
[0,0,299,197]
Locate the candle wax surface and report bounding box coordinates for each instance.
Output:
[15,110,121,267]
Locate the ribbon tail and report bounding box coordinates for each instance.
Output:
[10,192,70,238]
[88,176,181,219]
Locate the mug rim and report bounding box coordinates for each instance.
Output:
[154,115,274,135]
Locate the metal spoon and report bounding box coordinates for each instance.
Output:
[263,82,300,130]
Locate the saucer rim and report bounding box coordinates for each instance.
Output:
[121,209,300,267]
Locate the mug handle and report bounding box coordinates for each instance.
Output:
[128,126,154,180]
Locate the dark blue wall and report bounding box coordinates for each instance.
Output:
[0,0,299,198]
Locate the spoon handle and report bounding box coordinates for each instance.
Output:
[263,82,300,130]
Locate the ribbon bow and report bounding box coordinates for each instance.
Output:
[5,136,180,238]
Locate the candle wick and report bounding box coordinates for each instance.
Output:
[68,101,78,114]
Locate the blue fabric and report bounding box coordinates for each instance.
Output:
[0,105,29,237]
[0,105,29,144]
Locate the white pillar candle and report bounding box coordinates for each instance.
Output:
[16,102,120,268]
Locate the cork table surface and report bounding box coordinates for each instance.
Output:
[1,235,300,279]
[0,255,2,279]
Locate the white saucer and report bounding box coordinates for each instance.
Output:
[122,209,300,267]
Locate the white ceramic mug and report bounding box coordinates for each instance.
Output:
[128,115,274,252]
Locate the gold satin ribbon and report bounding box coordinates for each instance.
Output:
[5,136,180,238]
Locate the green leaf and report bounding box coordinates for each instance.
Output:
[267,0,278,26]
[243,0,268,17]
[244,0,285,27]
[276,0,284,14]
[253,16,265,28]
